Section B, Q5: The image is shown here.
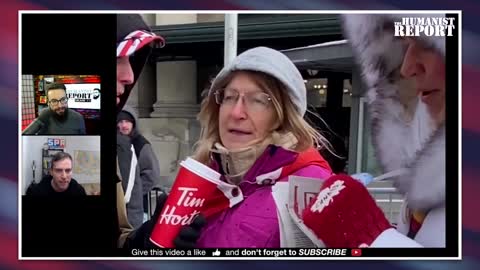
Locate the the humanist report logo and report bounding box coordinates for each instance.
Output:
[394,17,455,37]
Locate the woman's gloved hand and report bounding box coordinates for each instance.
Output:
[173,214,206,249]
[123,193,206,250]
[302,174,392,248]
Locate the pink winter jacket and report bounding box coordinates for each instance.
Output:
[196,145,332,248]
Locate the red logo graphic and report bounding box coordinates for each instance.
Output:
[351,249,362,256]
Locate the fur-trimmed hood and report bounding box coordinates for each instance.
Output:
[342,14,446,211]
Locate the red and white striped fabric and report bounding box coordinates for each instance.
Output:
[117,30,165,58]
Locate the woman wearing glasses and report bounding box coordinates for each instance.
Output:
[191,46,333,248]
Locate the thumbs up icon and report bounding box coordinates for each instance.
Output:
[212,249,221,256]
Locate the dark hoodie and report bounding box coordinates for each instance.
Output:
[116,14,164,242]
[26,175,86,197]
[117,106,161,228]
[117,107,150,157]
[116,14,164,111]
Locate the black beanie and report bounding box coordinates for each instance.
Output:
[117,111,135,126]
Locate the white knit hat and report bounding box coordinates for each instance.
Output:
[209,46,307,116]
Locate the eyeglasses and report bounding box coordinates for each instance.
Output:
[214,88,272,112]
[49,97,68,106]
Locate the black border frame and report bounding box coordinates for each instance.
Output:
[18,12,460,259]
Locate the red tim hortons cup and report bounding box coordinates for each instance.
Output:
[150,157,244,248]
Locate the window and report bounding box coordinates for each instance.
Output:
[360,99,403,223]
[361,106,381,176]
[342,79,352,107]
[21,75,36,131]
[305,78,328,107]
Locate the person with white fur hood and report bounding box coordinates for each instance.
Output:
[302,14,447,247]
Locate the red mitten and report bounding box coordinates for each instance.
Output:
[302,174,392,248]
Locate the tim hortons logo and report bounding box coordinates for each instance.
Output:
[310,180,346,213]
[159,187,205,226]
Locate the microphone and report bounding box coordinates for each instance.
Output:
[23,109,51,135]
[22,118,46,135]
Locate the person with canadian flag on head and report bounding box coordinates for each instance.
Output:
[115,14,207,251]
[302,14,447,248]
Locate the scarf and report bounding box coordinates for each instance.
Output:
[211,132,298,185]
